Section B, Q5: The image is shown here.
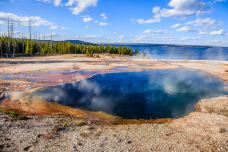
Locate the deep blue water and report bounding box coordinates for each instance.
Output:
[120,44,228,60]
[33,69,227,119]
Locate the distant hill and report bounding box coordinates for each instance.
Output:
[33,39,95,45]
[64,40,95,45]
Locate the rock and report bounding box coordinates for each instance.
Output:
[219,127,226,133]
[23,145,32,151]
[75,120,87,127]
[80,129,91,137]
[77,142,83,146]
[83,126,95,130]
[126,140,132,144]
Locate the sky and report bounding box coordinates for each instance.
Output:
[0,0,228,46]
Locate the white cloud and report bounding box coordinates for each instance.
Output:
[208,29,225,36]
[180,36,201,41]
[171,24,193,32]
[73,34,104,42]
[54,0,62,6]
[186,18,216,27]
[37,0,62,7]
[136,0,210,24]
[176,26,192,32]
[50,25,65,30]
[38,0,99,15]
[0,12,64,30]
[171,23,181,29]
[155,0,209,18]
[198,31,208,35]
[66,0,98,15]
[82,15,94,22]
[143,29,167,34]
[171,18,225,36]
[100,13,107,20]
[98,22,108,26]
[83,16,109,26]
[118,35,125,41]
[136,18,160,24]
[133,28,171,43]
[133,34,175,44]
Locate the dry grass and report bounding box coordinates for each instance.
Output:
[0,106,27,120]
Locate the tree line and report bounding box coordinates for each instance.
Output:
[0,36,133,58]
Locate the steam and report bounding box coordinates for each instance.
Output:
[45,88,67,102]
[133,51,154,59]
[163,78,178,95]
[32,78,115,113]
[77,80,113,112]
[203,47,228,61]
[90,96,113,113]
[131,45,228,61]
[78,79,100,95]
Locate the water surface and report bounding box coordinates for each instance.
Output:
[34,69,227,119]
[117,44,228,61]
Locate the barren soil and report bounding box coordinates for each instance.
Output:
[0,54,228,152]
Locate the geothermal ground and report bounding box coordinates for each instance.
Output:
[0,54,228,152]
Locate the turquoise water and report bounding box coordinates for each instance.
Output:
[33,69,227,119]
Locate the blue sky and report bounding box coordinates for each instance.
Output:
[0,0,228,46]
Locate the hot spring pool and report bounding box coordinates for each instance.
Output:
[33,69,227,119]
